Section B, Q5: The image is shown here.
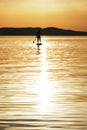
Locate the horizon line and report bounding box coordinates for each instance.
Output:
[0,26,87,32]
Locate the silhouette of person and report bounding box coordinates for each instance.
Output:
[36,30,41,43]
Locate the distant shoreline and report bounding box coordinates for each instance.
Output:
[0,27,87,36]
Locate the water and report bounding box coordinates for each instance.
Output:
[0,36,87,130]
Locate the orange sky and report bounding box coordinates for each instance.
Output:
[0,0,87,31]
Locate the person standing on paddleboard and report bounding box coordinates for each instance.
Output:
[36,30,41,43]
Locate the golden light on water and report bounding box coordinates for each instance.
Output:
[0,36,87,130]
[36,42,53,114]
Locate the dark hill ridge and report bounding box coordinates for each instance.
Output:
[0,27,87,36]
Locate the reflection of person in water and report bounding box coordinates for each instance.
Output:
[36,30,41,43]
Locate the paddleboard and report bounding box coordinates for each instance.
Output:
[36,43,43,46]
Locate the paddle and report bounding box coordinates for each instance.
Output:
[33,38,36,43]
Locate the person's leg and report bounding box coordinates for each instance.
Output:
[39,37,41,43]
[37,38,39,43]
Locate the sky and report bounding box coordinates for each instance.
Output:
[0,0,87,31]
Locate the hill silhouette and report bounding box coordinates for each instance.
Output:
[0,27,87,36]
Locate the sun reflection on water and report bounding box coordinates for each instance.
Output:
[36,42,53,114]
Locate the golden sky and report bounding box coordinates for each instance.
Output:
[0,0,87,31]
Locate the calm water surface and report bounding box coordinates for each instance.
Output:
[0,36,87,130]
